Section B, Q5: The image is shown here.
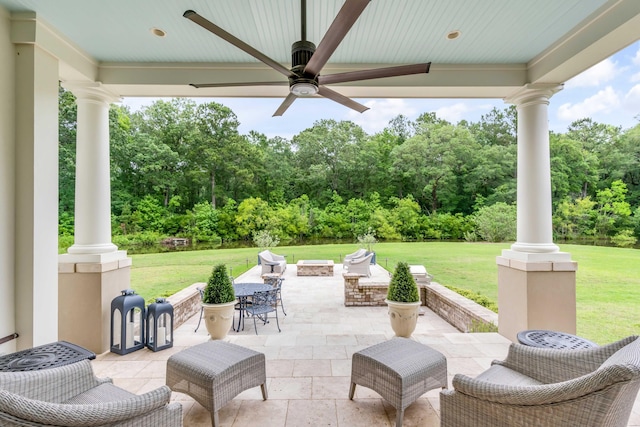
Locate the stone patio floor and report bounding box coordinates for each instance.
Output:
[91,263,640,426]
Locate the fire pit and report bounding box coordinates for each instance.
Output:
[296,260,334,276]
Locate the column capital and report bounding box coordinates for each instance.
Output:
[61,81,121,104]
[505,83,563,106]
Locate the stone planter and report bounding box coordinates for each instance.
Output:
[202,301,236,340]
[385,299,421,337]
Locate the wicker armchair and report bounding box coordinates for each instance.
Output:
[345,252,374,277]
[258,250,287,275]
[440,335,640,427]
[0,359,182,426]
[343,248,367,268]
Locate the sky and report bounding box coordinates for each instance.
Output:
[122,41,640,140]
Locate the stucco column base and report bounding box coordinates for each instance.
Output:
[497,255,577,342]
[58,256,132,354]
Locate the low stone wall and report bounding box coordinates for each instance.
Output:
[343,274,498,332]
[166,282,204,329]
[423,283,498,332]
[343,273,389,306]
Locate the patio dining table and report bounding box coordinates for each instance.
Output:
[233,283,272,332]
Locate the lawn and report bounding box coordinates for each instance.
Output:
[130,242,640,345]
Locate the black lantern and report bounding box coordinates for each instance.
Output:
[110,289,145,355]
[145,298,174,352]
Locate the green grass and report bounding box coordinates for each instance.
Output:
[130,242,640,345]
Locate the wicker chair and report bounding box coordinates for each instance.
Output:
[0,359,182,426]
[342,248,367,268]
[344,252,374,277]
[258,250,287,275]
[440,335,640,427]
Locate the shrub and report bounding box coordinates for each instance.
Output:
[357,227,377,252]
[202,264,236,304]
[445,285,498,313]
[386,262,420,303]
[472,202,516,242]
[253,229,280,249]
[611,229,637,248]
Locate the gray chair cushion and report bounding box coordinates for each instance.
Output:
[475,364,543,387]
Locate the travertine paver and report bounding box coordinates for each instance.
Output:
[90,263,640,427]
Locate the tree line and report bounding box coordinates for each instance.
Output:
[58,87,640,249]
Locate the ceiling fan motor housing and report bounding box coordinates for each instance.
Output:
[291,40,316,74]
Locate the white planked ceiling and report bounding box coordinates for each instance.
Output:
[1,0,639,98]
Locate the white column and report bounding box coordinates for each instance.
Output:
[62,82,121,258]
[503,84,569,261]
[14,43,60,349]
[497,84,577,341]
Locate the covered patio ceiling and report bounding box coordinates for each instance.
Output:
[1,0,640,101]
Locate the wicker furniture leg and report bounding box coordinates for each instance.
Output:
[350,337,447,427]
[166,340,267,427]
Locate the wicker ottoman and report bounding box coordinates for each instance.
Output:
[349,337,447,427]
[166,341,267,427]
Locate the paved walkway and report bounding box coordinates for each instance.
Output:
[91,263,640,426]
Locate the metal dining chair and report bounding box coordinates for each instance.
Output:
[244,288,281,335]
[264,276,286,316]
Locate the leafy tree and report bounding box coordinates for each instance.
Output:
[467,106,517,146]
[553,197,596,239]
[389,195,422,239]
[58,86,78,216]
[132,196,167,232]
[550,134,599,204]
[292,119,367,204]
[566,118,624,192]
[595,180,632,237]
[186,201,219,242]
[190,102,241,208]
[122,99,196,207]
[391,124,477,213]
[235,197,272,239]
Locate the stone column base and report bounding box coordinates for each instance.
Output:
[497,254,577,342]
[58,252,131,354]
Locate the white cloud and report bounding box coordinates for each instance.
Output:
[434,102,478,123]
[345,99,418,134]
[631,72,640,83]
[433,102,495,124]
[633,44,640,66]
[623,84,640,112]
[564,58,618,89]
[557,86,620,121]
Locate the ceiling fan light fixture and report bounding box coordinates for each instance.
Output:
[291,81,319,96]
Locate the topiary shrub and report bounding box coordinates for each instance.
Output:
[387,262,420,303]
[203,264,236,304]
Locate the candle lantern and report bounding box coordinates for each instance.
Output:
[110,289,145,355]
[145,298,174,352]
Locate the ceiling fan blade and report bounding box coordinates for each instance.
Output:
[190,81,287,89]
[303,0,370,78]
[273,93,298,116]
[318,86,369,113]
[183,10,292,78]
[318,63,431,85]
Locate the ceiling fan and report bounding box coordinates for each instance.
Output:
[183,0,431,116]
